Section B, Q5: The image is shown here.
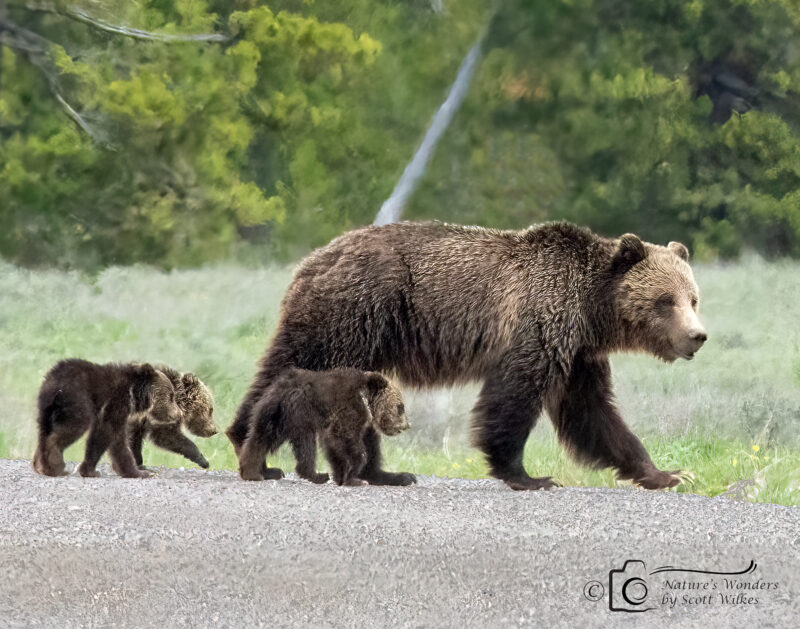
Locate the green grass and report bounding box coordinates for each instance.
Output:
[1,256,799,506]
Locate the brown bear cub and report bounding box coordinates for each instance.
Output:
[33,359,182,478]
[127,364,217,469]
[238,368,409,485]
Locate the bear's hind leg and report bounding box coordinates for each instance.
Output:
[237,395,285,481]
[472,360,558,491]
[547,352,679,490]
[292,432,329,484]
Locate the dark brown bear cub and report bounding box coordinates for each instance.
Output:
[33,359,182,478]
[238,368,409,485]
[127,365,217,469]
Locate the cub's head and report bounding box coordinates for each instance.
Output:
[178,373,217,437]
[611,234,707,362]
[133,364,183,422]
[362,373,410,437]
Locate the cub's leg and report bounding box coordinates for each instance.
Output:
[324,433,368,487]
[239,397,285,481]
[109,433,150,478]
[128,420,147,469]
[292,431,329,484]
[78,397,132,478]
[78,421,113,478]
[359,427,416,486]
[149,423,210,469]
[34,393,92,477]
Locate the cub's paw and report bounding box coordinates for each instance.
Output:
[261,466,285,480]
[196,457,210,469]
[77,463,101,478]
[361,470,416,486]
[505,476,560,491]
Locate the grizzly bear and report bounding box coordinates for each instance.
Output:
[238,368,409,485]
[127,365,217,469]
[33,359,182,478]
[228,221,707,490]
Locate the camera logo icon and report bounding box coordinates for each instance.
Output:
[608,560,654,612]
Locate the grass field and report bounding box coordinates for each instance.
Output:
[1,257,798,505]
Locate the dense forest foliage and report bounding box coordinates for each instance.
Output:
[1,0,798,268]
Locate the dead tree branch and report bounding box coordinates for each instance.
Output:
[25,3,230,43]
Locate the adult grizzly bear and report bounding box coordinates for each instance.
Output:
[228,221,707,490]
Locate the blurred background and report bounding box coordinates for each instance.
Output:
[1,0,798,502]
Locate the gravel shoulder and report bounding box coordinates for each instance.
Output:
[0,459,798,628]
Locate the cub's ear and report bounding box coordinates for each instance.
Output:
[612,233,646,272]
[131,363,157,412]
[181,373,199,388]
[668,241,690,262]
[363,372,389,395]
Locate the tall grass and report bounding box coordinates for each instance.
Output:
[1,256,798,504]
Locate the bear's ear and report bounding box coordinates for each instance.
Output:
[363,372,389,395]
[131,363,157,412]
[612,233,646,273]
[667,241,690,262]
[181,373,199,388]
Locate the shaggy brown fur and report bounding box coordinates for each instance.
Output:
[238,369,409,485]
[33,359,182,478]
[127,365,217,469]
[228,221,706,490]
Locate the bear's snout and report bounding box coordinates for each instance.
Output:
[679,327,707,359]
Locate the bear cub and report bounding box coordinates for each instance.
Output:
[33,359,183,478]
[127,364,217,469]
[238,368,409,485]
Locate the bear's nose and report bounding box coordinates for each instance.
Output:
[689,330,707,343]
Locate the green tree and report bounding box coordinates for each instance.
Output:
[409,0,800,259]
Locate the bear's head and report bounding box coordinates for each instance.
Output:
[134,364,183,422]
[362,373,410,437]
[179,373,218,437]
[610,234,707,362]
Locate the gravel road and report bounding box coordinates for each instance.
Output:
[0,459,797,628]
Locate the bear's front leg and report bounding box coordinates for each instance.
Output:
[547,351,681,490]
[109,435,152,478]
[358,427,416,486]
[472,354,559,491]
[149,423,210,469]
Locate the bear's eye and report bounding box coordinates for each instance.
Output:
[656,294,674,308]
[690,297,698,309]
[397,404,404,415]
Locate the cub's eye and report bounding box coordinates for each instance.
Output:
[690,297,698,309]
[656,294,675,308]
[397,404,404,415]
